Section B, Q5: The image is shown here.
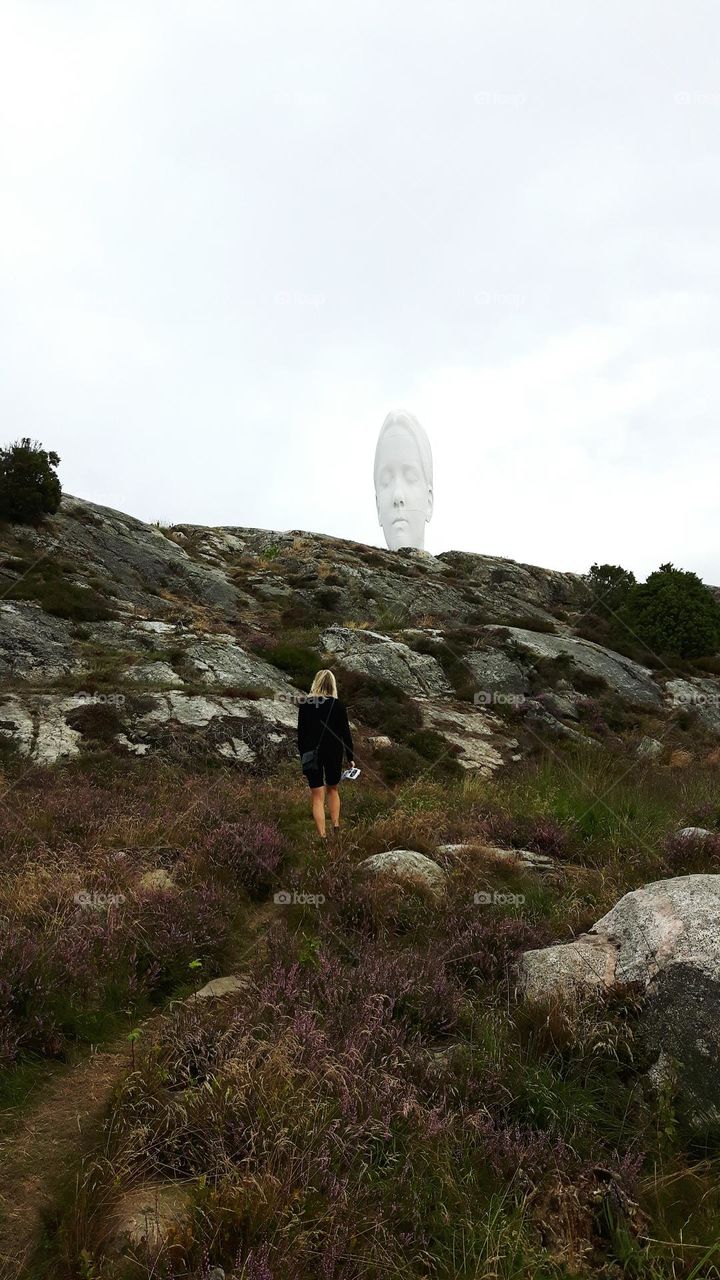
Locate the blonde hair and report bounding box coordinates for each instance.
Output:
[310,669,338,698]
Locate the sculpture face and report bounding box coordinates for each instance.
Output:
[374,414,433,551]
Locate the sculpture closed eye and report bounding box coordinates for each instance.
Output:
[373,411,434,552]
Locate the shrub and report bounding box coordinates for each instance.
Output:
[66,702,125,743]
[0,438,62,524]
[6,558,114,621]
[261,641,321,684]
[334,668,422,741]
[374,743,425,784]
[623,564,720,660]
[584,563,637,620]
[202,818,286,896]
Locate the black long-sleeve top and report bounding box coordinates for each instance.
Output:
[297,697,354,763]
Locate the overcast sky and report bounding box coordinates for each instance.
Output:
[2,1,719,581]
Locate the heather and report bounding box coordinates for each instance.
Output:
[19,745,720,1279]
[0,761,289,1074]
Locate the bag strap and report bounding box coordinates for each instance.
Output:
[315,697,333,750]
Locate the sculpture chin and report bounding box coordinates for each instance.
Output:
[383,518,425,552]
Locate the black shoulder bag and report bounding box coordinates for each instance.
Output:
[301,699,332,775]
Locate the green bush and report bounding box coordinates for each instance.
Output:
[262,641,321,684]
[584,563,637,619]
[335,668,422,741]
[0,438,61,524]
[623,563,720,660]
[374,743,425,784]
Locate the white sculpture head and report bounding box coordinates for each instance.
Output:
[373,410,434,551]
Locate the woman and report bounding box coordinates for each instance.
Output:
[298,669,355,839]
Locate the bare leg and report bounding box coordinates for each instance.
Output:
[327,785,340,829]
[310,786,326,837]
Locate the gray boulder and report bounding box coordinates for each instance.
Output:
[676,826,717,843]
[519,875,720,1122]
[356,849,447,900]
[320,626,452,697]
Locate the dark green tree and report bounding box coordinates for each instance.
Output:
[623,563,720,659]
[0,438,62,524]
[585,563,637,619]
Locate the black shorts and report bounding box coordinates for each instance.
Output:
[304,759,343,788]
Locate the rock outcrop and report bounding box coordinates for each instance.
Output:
[320,625,453,697]
[0,493,718,769]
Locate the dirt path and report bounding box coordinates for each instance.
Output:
[0,1038,131,1279]
[0,900,279,1280]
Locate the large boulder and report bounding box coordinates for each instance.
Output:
[519,875,720,1122]
[488,627,663,708]
[320,626,452,697]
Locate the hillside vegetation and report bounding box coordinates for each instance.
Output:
[1,496,720,1278]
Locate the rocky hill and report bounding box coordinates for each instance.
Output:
[6,495,720,1278]
[0,494,718,772]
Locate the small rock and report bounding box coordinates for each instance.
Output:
[138,868,175,893]
[436,842,555,872]
[368,735,393,752]
[676,826,715,842]
[191,975,250,1001]
[124,661,184,687]
[109,1182,192,1257]
[356,849,447,899]
[636,736,664,760]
